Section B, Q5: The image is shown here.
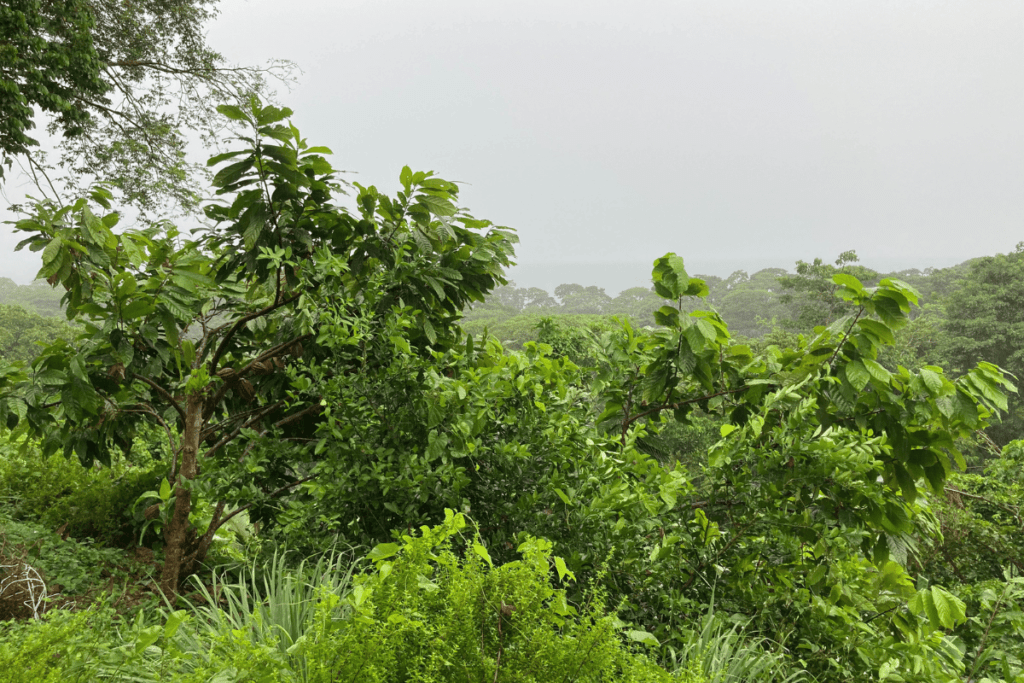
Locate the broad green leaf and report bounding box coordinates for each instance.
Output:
[472,541,493,568]
[207,150,247,166]
[554,556,575,583]
[844,360,871,392]
[134,625,161,653]
[41,237,62,265]
[652,253,689,300]
[418,194,457,217]
[554,487,571,505]
[807,564,827,586]
[862,358,891,383]
[164,610,188,639]
[919,368,944,396]
[856,317,897,344]
[833,272,865,293]
[216,104,249,122]
[893,463,917,504]
[626,630,660,647]
[368,543,401,562]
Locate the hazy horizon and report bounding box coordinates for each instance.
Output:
[2,0,1022,292]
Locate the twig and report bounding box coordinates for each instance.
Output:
[130,374,186,423]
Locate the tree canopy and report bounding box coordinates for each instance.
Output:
[1,0,289,213]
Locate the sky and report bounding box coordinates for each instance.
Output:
[2,0,1023,294]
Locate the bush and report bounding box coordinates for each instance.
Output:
[0,439,166,546]
[0,513,139,600]
[107,512,682,682]
[305,511,674,682]
[0,604,118,682]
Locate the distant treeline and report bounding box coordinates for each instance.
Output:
[0,278,64,317]
[0,253,980,363]
[462,252,975,345]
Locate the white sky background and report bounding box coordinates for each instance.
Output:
[2,0,1023,294]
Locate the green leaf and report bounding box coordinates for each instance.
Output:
[919,368,944,396]
[554,487,571,505]
[422,318,437,345]
[857,319,895,345]
[807,564,828,586]
[654,306,680,328]
[695,318,717,342]
[41,237,63,265]
[418,194,457,217]
[158,478,171,501]
[164,610,187,640]
[652,253,689,299]
[833,272,864,294]
[256,105,293,126]
[553,556,575,583]
[216,104,249,122]
[844,360,871,392]
[368,543,400,562]
[207,150,247,167]
[626,630,660,647]
[472,541,493,568]
[893,463,917,504]
[121,299,156,320]
[135,625,161,653]
[923,462,947,493]
[862,358,891,383]
[930,585,966,629]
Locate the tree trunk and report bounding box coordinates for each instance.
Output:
[159,393,204,600]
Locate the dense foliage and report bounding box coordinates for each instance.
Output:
[0,49,1022,683]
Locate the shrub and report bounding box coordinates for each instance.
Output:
[305,510,674,682]
[0,604,117,682]
[0,439,166,546]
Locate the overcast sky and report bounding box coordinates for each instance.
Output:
[3,0,1023,293]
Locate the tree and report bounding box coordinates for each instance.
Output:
[555,283,612,314]
[0,277,64,315]
[0,99,515,598]
[778,250,880,330]
[2,0,289,213]
[0,0,108,179]
[942,245,1024,445]
[579,254,1011,680]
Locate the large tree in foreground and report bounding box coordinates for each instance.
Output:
[0,99,515,597]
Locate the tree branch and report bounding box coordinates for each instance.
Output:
[200,401,284,460]
[211,473,320,536]
[206,293,302,379]
[129,373,185,423]
[204,332,311,420]
[623,386,749,430]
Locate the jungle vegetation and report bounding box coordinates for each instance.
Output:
[0,3,1022,682]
